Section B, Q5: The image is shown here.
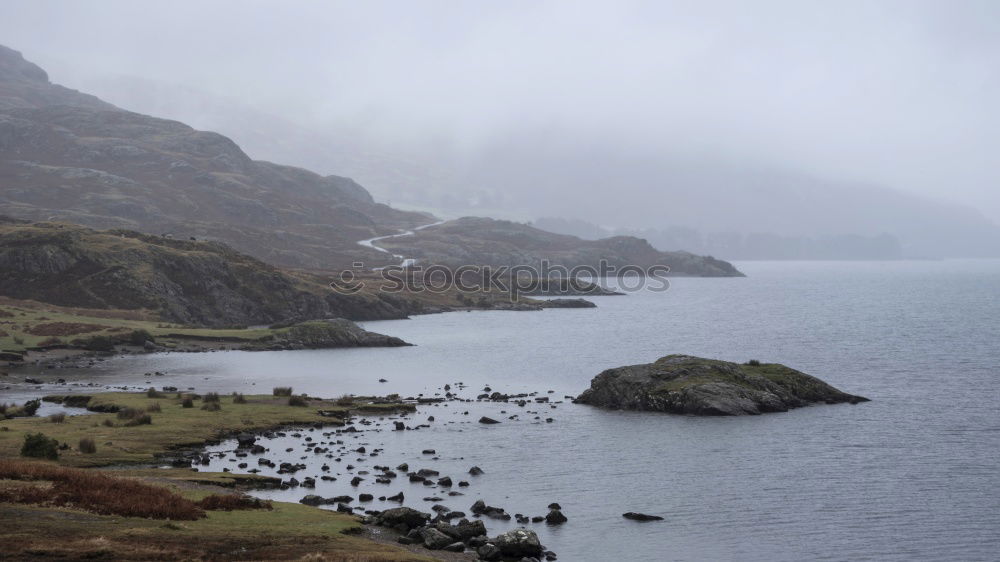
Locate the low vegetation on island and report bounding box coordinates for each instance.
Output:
[575,354,869,415]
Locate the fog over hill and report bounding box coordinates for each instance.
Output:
[49,71,999,259]
[3,0,999,259]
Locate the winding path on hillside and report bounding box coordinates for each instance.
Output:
[357,220,445,269]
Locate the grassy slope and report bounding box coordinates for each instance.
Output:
[0,394,428,560]
[1,464,433,561]
[0,392,412,467]
[0,297,273,353]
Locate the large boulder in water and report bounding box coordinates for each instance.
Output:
[491,528,543,558]
[575,354,869,416]
[376,507,431,530]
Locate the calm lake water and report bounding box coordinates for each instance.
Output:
[8,260,1000,561]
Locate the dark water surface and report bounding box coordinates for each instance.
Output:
[7,260,1000,561]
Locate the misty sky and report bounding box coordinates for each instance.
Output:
[1,0,998,222]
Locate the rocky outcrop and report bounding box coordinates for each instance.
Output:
[285,319,408,347]
[490,528,544,558]
[575,355,869,415]
[0,218,420,327]
[377,217,744,277]
[539,298,597,308]
[0,46,430,272]
[623,512,664,521]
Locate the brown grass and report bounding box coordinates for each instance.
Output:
[117,407,148,420]
[0,460,205,520]
[25,322,108,336]
[195,493,273,511]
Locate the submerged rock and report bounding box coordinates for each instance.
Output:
[623,512,664,521]
[575,354,869,416]
[545,509,567,524]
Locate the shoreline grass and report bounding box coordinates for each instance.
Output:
[0,392,414,467]
[0,393,428,561]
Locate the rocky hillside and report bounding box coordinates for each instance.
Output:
[378,217,743,276]
[0,45,740,277]
[575,354,868,415]
[0,217,420,327]
[0,45,430,271]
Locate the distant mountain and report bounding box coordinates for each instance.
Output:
[377,217,743,276]
[61,67,1000,259]
[0,45,431,271]
[535,217,905,261]
[1,46,742,277]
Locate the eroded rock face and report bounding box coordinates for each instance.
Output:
[575,354,869,416]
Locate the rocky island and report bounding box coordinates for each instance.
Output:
[575,355,869,415]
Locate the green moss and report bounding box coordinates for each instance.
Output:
[650,356,833,398]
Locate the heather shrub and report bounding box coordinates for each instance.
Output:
[201,402,221,411]
[78,335,116,352]
[6,399,41,418]
[20,433,59,460]
[273,386,293,396]
[181,398,194,408]
[0,459,204,520]
[288,395,308,407]
[117,407,144,420]
[203,392,220,403]
[232,393,247,404]
[48,412,66,423]
[147,402,162,413]
[124,414,152,426]
[128,329,154,346]
[79,437,97,454]
[196,493,272,511]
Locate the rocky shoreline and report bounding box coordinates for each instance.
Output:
[175,388,573,561]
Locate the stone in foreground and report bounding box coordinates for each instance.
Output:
[575,354,869,415]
